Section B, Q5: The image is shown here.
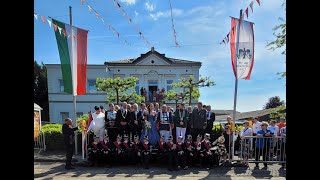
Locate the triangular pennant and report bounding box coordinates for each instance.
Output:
[256,0,260,6]
[128,17,132,22]
[41,16,46,23]
[139,31,142,37]
[81,0,84,5]
[53,23,57,31]
[242,12,245,20]
[47,19,52,27]
[245,8,249,19]
[58,26,62,35]
[108,24,111,30]
[88,5,92,12]
[95,12,100,18]
[63,30,66,37]
[117,32,120,38]
[117,3,121,10]
[222,39,226,45]
[101,18,105,23]
[226,33,230,43]
[34,13,38,20]
[250,1,254,13]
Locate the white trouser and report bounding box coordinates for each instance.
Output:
[176,127,186,142]
[160,130,170,142]
[94,128,105,141]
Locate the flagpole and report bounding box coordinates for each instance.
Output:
[231,9,242,161]
[69,5,78,157]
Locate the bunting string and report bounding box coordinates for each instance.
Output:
[168,0,179,47]
[111,0,151,47]
[84,2,131,46]
[219,0,261,46]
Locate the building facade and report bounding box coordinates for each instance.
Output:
[47,47,201,123]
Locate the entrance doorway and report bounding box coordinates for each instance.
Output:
[148,80,158,102]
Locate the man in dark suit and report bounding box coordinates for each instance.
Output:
[116,102,131,138]
[130,103,143,142]
[205,105,215,141]
[62,118,78,169]
[190,102,207,141]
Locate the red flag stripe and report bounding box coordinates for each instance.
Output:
[245,8,249,19]
[256,0,260,6]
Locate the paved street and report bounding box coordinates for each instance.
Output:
[34,162,286,180]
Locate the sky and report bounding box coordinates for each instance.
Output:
[34,0,286,112]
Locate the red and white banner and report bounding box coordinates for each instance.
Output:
[230,17,254,80]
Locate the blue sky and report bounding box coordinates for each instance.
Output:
[34,0,286,112]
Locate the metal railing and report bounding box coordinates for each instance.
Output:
[34,131,46,154]
[238,136,286,164]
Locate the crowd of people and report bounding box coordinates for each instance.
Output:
[62,101,286,170]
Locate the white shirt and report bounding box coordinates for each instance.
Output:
[252,121,262,134]
[241,127,253,137]
[91,112,105,132]
[267,125,279,137]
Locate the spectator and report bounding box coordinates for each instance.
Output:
[190,102,207,141]
[114,105,120,111]
[225,116,236,133]
[279,126,286,168]
[277,117,286,136]
[252,117,262,136]
[62,118,78,170]
[255,121,274,168]
[240,120,253,166]
[267,120,279,137]
[222,125,233,161]
[140,87,144,96]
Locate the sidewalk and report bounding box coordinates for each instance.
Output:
[34,150,82,163]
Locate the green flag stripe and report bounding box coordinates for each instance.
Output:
[52,19,73,94]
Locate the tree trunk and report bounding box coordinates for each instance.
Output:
[189,87,193,106]
[116,89,119,105]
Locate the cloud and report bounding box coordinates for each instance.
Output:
[145,1,155,12]
[134,10,139,16]
[149,9,183,20]
[119,0,136,5]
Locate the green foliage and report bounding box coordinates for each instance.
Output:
[172,76,215,105]
[34,60,49,121]
[266,1,286,78]
[263,96,285,109]
[270,104,286,120]
[42,124,82,151]
[96,76,141,104]
[120,90,145,104]
[77,114,89,132]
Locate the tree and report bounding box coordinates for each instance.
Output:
[266,1,286,78]
[269,104,286,120]
[165,90,184,108]
[96,76,144,105]
[120,90,145,104]
[263,96,285,109]
[34,60,49,121]
[172,76,215,106]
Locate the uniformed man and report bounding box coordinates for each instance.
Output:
[131,134,142,166]
[141,136,152,169]
[98,132,113,167]
[167,135,178,171]
[87,135,100,167]
[106,103,118,142]
[176,135,187,170]
[201,133,214,169]
[130,103,143,142]
[185,134,194,167]
[62,118,78,169]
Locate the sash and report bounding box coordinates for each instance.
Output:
[123,142,129,149]
[91,143,98,149]
[177,143,183,150]
[203,141,211,150]
[100,142,109,150]
[186,141,191,148]
[159,142,165,151]
[143,143,149,151]
[113,141,121,149]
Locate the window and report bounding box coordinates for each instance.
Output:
[60,112,69,123]
[59,79,64,92]
[166,80,173,91]
[77,112,83,118]
[88,80,97,93]
[135,80,139,94]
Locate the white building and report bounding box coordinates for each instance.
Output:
[46,47,201,123]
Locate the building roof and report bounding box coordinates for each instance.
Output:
[213,110,240,115]
[105,47,201,66]
[215,108,277,121]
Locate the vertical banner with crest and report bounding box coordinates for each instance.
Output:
[34,111,40,141]
[230,17,254,80]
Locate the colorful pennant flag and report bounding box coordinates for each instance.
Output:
[95,12,100,18]
[41,16,46,23]
[117,3,121,10]
[58,26,62,35]
[256,0,260,6]
[81,0,84,5]
[245,8,249,19]
[53,23,58,31]
[88,5,92,12]
[47,19,52,27]
[226,33,230,43]
[34,13,38,20]
[51,18,89,96]
[250,1,254,13]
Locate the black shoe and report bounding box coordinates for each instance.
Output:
[65,166,75,170]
